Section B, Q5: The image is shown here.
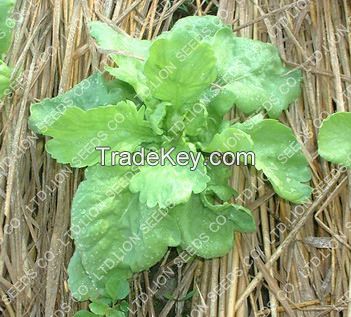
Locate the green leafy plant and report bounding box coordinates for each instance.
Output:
[29,15,312,314]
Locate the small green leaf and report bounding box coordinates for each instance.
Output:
[73,310,97,317]
[318,112,351,168]
[144,30,217,107]
[89,302,109,315]
[0,0,15,56]
[29,73,135,133]
[44,102,157,167]
[105,276,130,300]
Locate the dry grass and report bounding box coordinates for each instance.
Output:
[0,0,350,316]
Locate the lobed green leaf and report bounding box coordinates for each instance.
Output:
[44,101,157,167]
[29,73,135,133]
[209,28,301,118]
[129,144,210,208]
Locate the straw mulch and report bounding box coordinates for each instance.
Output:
[0,0,350,316]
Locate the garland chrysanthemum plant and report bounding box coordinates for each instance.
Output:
[29,15,351,317]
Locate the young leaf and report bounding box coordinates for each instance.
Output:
[44,102,157,167]
[145,102,168,135]
[235,119,311,203]
[129,145,210,208]
[105,276,130,300]
[0,60,11,98]
[29,73,135,133]
[70,165,181,299]
[318,112,351,167]
[144,30,217,107]
[184,102,209,137]
[210,28,301,118]
[89,21,151,59]
[0,0,15,56]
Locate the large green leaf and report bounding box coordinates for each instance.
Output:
[44,102,157,167]
[89,21,151,59]
[318,112,351,167]
[69,165,181,299]
[129,144,210,208]
[29,73,135,133]
[0,0,15,56]
[0,60,11,98]
[235,119,311,203]
[209,28,301,118]
[144,30,217,107]
[173,195,240,258]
